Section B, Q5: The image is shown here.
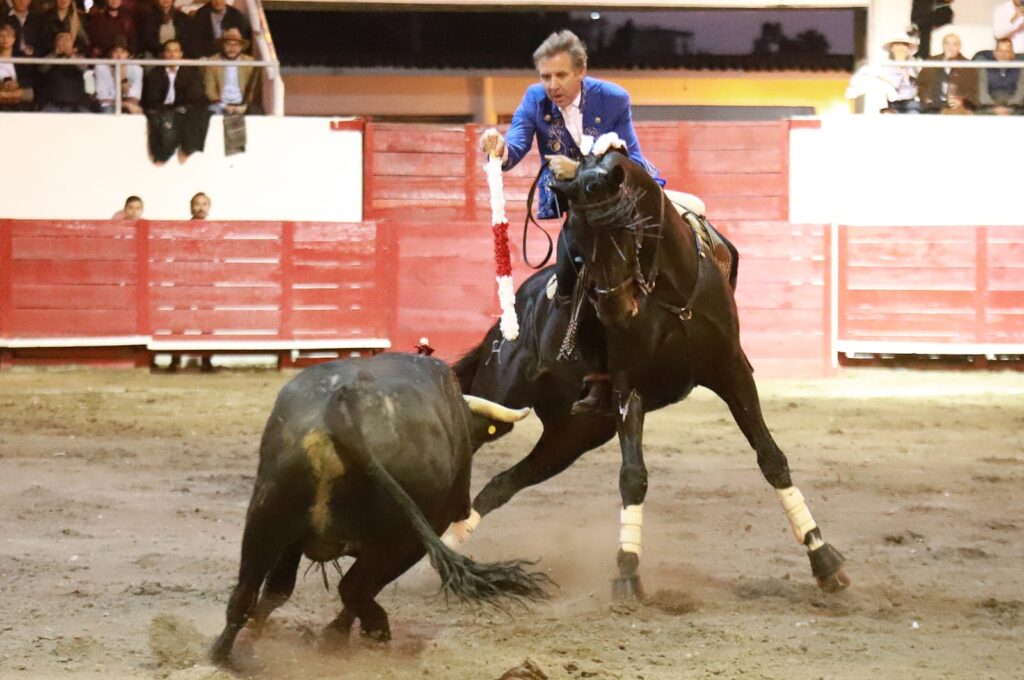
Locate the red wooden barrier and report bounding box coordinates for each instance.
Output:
[837,225,1024,352]
[6,220,141,337]
[0,219,393,367]
[719,221,831,376]
[364,121,790,224]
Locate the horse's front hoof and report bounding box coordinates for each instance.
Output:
[808,543,850,593]
[611,575,645,601]
[816,565,851,593]
[210,629,237,668]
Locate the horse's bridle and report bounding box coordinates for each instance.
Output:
[580,186,666,302]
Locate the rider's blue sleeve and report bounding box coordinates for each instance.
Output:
[503,89,537,170]
[610,93,666,187]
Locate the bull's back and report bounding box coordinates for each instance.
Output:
[255,354,473,549]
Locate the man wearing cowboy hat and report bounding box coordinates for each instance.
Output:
[205,27,258,114]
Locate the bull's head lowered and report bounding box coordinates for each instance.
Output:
[463,395,531,449]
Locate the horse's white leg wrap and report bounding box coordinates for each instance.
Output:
[619,504,643,556]
[441,509,481,549]
[776,487,822,549]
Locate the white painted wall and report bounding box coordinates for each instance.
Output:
[0,114,363,221]
[790,115,1024,227]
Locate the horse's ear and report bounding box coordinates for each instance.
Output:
[609,163,626,190]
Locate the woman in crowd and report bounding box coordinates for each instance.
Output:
[846,33,921,114]
[879,34,921,113]
[37,0,89,56]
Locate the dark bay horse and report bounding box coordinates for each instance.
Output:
[452,149,849,599]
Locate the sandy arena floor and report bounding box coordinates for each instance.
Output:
[0,365,1021,679]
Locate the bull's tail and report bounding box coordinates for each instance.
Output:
[327,376,551,608]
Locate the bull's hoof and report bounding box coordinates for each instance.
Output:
[611,575,645,601]
[808,543,850,593]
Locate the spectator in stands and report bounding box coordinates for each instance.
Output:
[142,38,210,163]
[845,34,921,113]
[86,0,135,57]
[94,34,141,112]
[5,0,43,58]
[204,27,258,114]
[917,33,978,114]
[139,0,192,57]
[994,0,1024,55]
[978,37,1024,115]
[112,195,144,218]
[189,191,209,219]
[0,22,29,109]
[882,34,921,113]
[189,0,250,58]
[37,0,89,56]
[35,30,89,111]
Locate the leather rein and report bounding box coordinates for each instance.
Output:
[583,186,708,324]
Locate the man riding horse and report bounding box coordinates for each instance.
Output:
[458,31,848,599]
[480,30,733,415]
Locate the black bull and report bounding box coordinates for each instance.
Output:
[212,353,550,665]
[453,150,849,599]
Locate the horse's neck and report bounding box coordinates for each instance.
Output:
[649,192,699,300]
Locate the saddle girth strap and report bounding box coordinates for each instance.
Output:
[648,217,709,323]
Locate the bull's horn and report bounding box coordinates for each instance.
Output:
[463,395,531,423]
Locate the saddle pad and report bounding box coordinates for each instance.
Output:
[683,212,732,282]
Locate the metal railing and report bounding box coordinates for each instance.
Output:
[247,0,285,116]
[0,54,283,116]
[878,59,1024,69]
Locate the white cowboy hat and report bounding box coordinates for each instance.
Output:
[882,34,919,56]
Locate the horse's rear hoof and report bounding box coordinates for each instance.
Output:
[816,565,851,593]
[612,575,645,601]
[808,543,850,593]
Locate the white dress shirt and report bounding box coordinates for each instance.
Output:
[994,1,1024,54]
[558,90,583,146]
[164,68,178,105]
[95,63,143,103]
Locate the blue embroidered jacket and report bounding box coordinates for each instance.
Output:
[503,76,665,219]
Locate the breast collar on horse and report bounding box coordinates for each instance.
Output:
[577,185,710,324]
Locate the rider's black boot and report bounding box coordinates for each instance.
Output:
[571,374,612,416]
